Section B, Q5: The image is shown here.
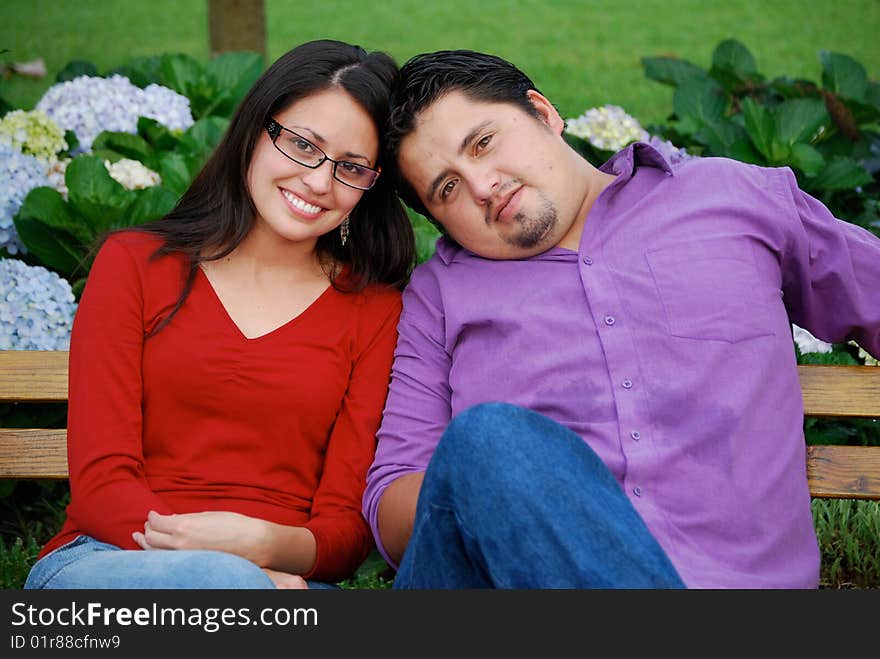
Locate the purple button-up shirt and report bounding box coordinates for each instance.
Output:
[364,143,880,588]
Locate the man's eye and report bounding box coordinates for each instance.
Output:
[475,135,492,152]
[440,180,457,199]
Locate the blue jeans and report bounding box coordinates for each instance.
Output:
[394,403,686,589]
[25,535,339,589]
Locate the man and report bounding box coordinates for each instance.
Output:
[363,50,880,588]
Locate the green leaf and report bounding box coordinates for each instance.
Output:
[13,190,85,276]
[136,117,180,152]
[180,116,228,155]
[409,211,440,264]
[205,51,264,117]
[727,139,765,164]
[693,120,744,155]
[820,51,868,102]
[742,97,778,161]
[641,56,707,87]
[66,155,136,232]
[125,186,180,226]
[106,55,162,88]
[158,53,204,98]
[774,98,829,146]
[808,157,873,191]
[789,143,825,176]
[13,186,91,245]
[673,77,726,127]
[56,60,98,82]
[156,153,193,196]
[709,39,761,91]
[62,130,79,156]
[91,131,154,165]
[867,81,880,113]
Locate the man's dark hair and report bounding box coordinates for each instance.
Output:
[386,50,543,227]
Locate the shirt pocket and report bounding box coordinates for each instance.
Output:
[646,238,776,343]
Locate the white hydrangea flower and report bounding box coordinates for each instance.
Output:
[0,109,68,164]
[565,105,649,151]
[35,74,194,153]
[793,325,833,355]
[0,258,77,350]
[1,143,51,255]
[104,158,161,190]
[646,135,694,166]
[850,341,878,366]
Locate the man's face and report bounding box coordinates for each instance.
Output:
[398,90,582,259]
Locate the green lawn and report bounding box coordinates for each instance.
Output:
[2,0,879,125]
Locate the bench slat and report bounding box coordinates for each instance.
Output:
[0,429,68,479]
[806,445,880,499]
[798,364,880,417]
[0,350,69,402]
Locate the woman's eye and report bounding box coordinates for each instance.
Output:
[475,135,492,152]
[292,138,315,154]
[340,162,365,175]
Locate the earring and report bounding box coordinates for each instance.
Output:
[340,216,350,246]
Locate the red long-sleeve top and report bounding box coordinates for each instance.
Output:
[40,231,402,582]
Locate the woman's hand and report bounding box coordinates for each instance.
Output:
[262,568,308,589]
[132,510,272,565]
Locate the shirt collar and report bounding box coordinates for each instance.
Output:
[599,141,675,179]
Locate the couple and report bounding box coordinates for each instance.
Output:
[26,40,880,590]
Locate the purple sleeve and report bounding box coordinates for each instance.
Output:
[363,262,453,567]
[777,167,880,358]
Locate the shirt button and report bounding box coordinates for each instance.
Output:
[582,256,593,265]
[604,315,616,326]
[622,379,633,389]
[630,430,641,441]
[633,486,642,497]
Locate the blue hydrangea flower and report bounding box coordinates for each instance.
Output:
[0,258,77,350]
[646,135,695,166]
[1,143,50,255]
[36,74,194,153]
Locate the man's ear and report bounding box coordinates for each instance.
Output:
[526,89,565,135]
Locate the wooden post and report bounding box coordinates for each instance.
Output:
[208,0,267,61]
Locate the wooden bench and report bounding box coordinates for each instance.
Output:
[1,350,879,499]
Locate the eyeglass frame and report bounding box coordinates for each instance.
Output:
[264,118,381,191]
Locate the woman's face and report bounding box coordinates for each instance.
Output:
[247,87,379,248]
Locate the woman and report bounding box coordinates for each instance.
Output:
[24,40,414,589]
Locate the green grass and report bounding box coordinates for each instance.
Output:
[2,0,879,125]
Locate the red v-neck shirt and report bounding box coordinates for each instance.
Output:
[41,231,402,581]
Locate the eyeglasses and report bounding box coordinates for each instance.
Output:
[265,118,381,190]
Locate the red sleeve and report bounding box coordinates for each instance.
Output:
[303,288,402,581]
[65,234,174,548]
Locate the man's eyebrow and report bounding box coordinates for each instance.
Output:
[425,120,493,203]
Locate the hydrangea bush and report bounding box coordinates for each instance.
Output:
[565,104,694,166]
[35,75,194,153]
[0,110,68,163]
[0,258,76,350]
[0,144,50,255]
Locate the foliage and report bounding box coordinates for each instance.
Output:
[813,498,880,589]
[642,39,880,237]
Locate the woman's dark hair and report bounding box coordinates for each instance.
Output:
[129,39,414,330]
[385,49,543,227]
